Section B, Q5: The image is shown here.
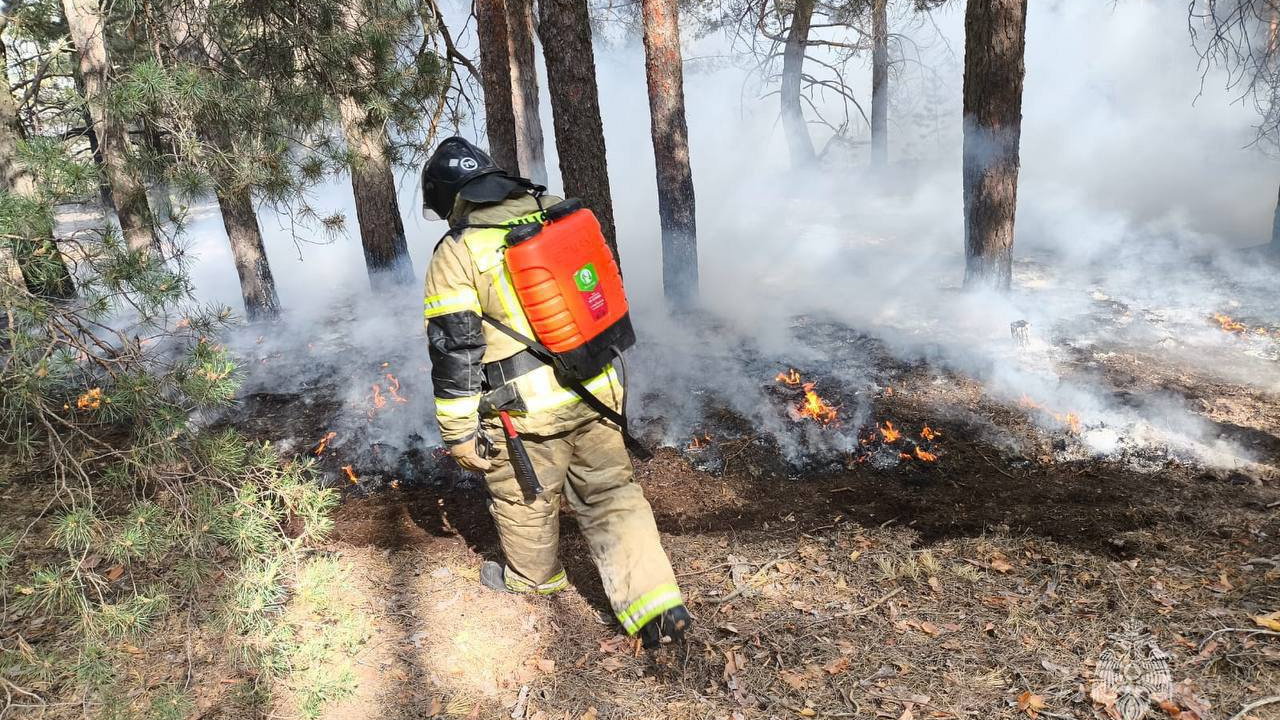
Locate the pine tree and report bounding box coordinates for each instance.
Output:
[476,0,520,172]
[538,0,619,257]
[870,0,889,166]
[641,0,698,304]
[506,0,546,183]
[60,0,158,253]
[781,0,817,167]
[962,0,1028,290]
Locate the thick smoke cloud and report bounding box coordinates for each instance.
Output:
[186,0,1278,472]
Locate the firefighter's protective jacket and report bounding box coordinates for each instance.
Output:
[423,193,623,444]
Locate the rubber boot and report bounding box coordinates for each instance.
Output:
[479,560,511,593]
[638,604,693,649]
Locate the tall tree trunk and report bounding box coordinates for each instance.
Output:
[507,0,547,183]
[641,0,697,305]
[476,0,520,172]
[0,24,74,297]
[961,0,1028,291]
[870,0,889,166]
[216,185,279,321]
[61,0,157,253]
[537,0,618,256]
[781,0,816,167]
[338,96,415,288]
[1270,180,1280,252]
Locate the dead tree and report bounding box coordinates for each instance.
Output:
[507,0,546,183]
[476,0,520,172]
[538,0,618,256]
[780,0,817,167]
[961,0,1028,291]
[61,0,158,253]
[870,0,889,166]
[338,3,415,288]
[642,0,698,305]
[1190,0,1280,252]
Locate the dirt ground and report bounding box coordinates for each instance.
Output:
[305,360,1280,720]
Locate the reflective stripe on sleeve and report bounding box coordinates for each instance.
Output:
[424,289,481,318]
[617,583,684,635]
[434,395,480,418]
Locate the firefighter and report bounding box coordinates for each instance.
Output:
[420,136,691,648]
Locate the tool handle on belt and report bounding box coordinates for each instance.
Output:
[500,411,543,501]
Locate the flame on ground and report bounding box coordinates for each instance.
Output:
[1020,395,1082,435]
[341,465,359,484]
[1211,312,1247,334]
[921,425,939,442]
[687,433,712,450]
[386,373,408,403]
[76,387,104,410]
[913,447,937,462]
[800,382,839,425]
[371,384,387,410]
[312,431,337,456]
[880,421,901,443]
[776,368,802,386]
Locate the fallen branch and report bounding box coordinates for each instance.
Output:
[710,552,796,605]
[1229,695,1280,720]
[1199,627,1280,649]
[830,587,903,619]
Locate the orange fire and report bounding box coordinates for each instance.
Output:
[1018,394,1041,410]
[386,373,408,403]
[880,421,901,443]
[776,368,802,386]
[341,465,359,484]
[76,387,104,410]
[312,431,337,456]
[914,447,937,462]
[800,382,839,424]
[1212,312,1247,334]
[371,383,387,409]
[1058,412,1081,434]
[921,425,939,442]
[687,433,712,450]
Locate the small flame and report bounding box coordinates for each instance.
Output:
[921,425,939,442]
[1212,312,1247,334]
[312,431,337,456]
[341,465,359,484]
[1060,412,1081,434]
[914,447,937,462]
[800,382,839,424]
[880,421,901,443]
[76,387,104,410]
[687,433,712,450]
[391,479,401,490]
[386,373,408,403]
[776,368,802,386]
[1018,394,1041,410]
[371,384,387,409]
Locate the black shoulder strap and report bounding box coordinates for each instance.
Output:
[481,315,652,460]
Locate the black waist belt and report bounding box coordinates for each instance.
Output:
[483,349,545,389]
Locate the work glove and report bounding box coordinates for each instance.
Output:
[449,436,492,472]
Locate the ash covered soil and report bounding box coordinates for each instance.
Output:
[207,302,1280,720]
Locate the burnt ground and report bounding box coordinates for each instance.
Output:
[6,315,1278,720]
[279,329,1280,720]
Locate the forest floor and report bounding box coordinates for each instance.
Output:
[6,273,1280,719]
[220,308,1280,720]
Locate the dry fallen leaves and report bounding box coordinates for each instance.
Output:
[989,556,1014,574]
[1017,691,1048,718]
[1252,610,1280,631]
[580,707,599,720]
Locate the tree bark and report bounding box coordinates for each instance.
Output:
[476,0,520,172]
[642,0,698,305]
[216,184,280,321]
[61,0,157,253]
[1,25,75,297]
[1271,180,1280,252]
[781,0,816,167]
[537,0,618,257]
[338,96,415,288]
[870,0,889,166]
[507,0,547,183]
[961,0,1028,291]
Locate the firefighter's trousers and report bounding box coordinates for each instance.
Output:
[482,418,684,635]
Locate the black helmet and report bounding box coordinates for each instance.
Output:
[421,136,526,220]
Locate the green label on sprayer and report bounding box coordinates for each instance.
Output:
[574,264,598,292]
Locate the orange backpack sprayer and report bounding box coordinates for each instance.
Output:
[473,197,650,483]
[501,199,635,379]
